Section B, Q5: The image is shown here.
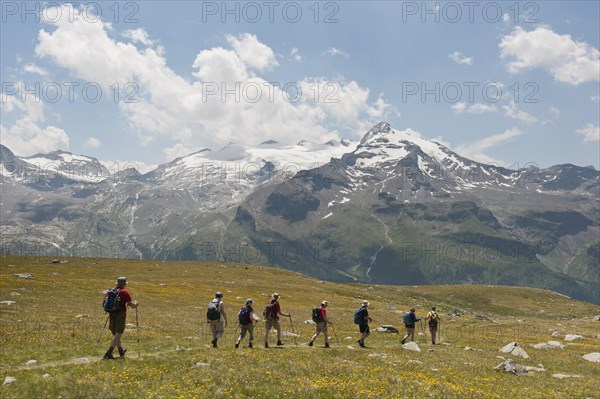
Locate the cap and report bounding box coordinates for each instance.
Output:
[215,291,223,298]
[362,300,369,307]
[272,293,280,299]
[246,298,253,305]
[116,277,127,286]
[321,300,329,307]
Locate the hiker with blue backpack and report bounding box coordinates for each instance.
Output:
[207,291,228,348]
[235,299,255,348]
[354,300,372,348]
[102,277,138,360]
[401,308,421,345]
[308,301,330,348]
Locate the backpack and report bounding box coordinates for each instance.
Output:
[354,308,365,324]
[239,306,251,325]
[103,288,121,313]
[263,302,277,320]
[428,313,438,328]
[207,299,221,321]
[312,307,322,323]
[403,312,411,326]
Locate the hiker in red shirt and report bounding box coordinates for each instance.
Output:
[263,293,290,348]
[103,277,138,359]
[308,301,330,348]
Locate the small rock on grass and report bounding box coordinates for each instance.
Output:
[3,376,16,386]
[582,352,600,362]
[73,357,89,364]
[564,334,584,341]
[402,342,421,352]
[553,374,581,379]
[42,374,51,379]
[25,359,37,366]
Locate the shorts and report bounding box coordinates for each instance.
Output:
[265,318,281,332]
[359,323,369,334]
[405,327,415,335]
[315,321,328,335]
[109,311,126,334]
[429,325,438,333]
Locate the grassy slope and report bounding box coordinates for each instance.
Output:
[0,256,599,399]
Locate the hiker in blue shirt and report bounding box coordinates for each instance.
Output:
[401,308,420,344]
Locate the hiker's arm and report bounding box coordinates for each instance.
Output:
[221,303,228,324]
[127,300,139,308]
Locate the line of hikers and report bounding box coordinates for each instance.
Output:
[206,292,442,349]
[101,278,442,359]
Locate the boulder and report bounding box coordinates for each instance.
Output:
[564,334,584,342]
[3,376,16,386]
[532,341,564,349]
[499,342,530,359]
[402,342,421,352]
[494,359,528,375]
[582,352,600,363]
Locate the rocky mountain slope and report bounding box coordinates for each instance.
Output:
[1,122,598,303]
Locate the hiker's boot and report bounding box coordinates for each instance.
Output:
[308,341,313,347]
[235,342,239,349]
[324,343,330,348]
[212,339,218,348]
[401,339,406,345]
[358,340,365,348]
[264,342,269,348]
[103,348,115,360]
[248,342,253,348]
[277,340,284,346]
[118,347,127,359]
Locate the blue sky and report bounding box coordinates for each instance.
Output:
[1,1,599,172]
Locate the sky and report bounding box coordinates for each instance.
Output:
[1,1,599,173]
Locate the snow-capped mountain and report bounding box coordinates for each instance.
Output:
[1,123,598,303]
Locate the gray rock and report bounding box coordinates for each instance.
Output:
[3,376,16,385]
[582,352,600,362]
[402,342,421,352]
[494,359,528,375]
[564,334,584,341]
[12,273,34,279]
[552,373,581,379]
[499,342,530,359]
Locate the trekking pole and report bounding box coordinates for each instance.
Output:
[288,315,298,346]
[233,324,240,342]
[419,320,424,343]
[135,307,140,359]
[330,322,339,345]
[97,314,109,344]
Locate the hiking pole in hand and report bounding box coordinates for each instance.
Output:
[288,315,298,346]
[135,307,140,359]
[97,314,109,344]
[330,322,339,345]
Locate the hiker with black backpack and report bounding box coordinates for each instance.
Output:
[308,301,330,348]
[263,293,290,348]
[207,291,228,348]
[401,308,420,345]
[102,277,138,360]
[354,300,372,348]
[235,299,255,348]
[425,306,441,345]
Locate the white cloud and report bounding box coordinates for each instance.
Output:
[33,6,394,161]
[502,101,538,123]
[547,106,561,119]
[122,28,154,46]
[83,137,101,149]
[500,26,600,85]
[290,47,302,62]
[455,127,524,165]
[1,88,70,156]
[226,33,279,71]
[576,124,599,142]
[451,102,496,114]
[23,63,49,77]
[449,51,473,65]
[325,47,349,58]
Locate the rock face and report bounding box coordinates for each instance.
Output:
[582,352,600,362]
[499,342,530,359]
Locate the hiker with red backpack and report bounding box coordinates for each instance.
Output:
[308,301,330,348]
[207,291,228,348]
[425,306,441,344]
[354,300,372,348]
[235,299,255,348]
[102,277,138,360]
[263,293,290,348]
[401,308,421,345]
